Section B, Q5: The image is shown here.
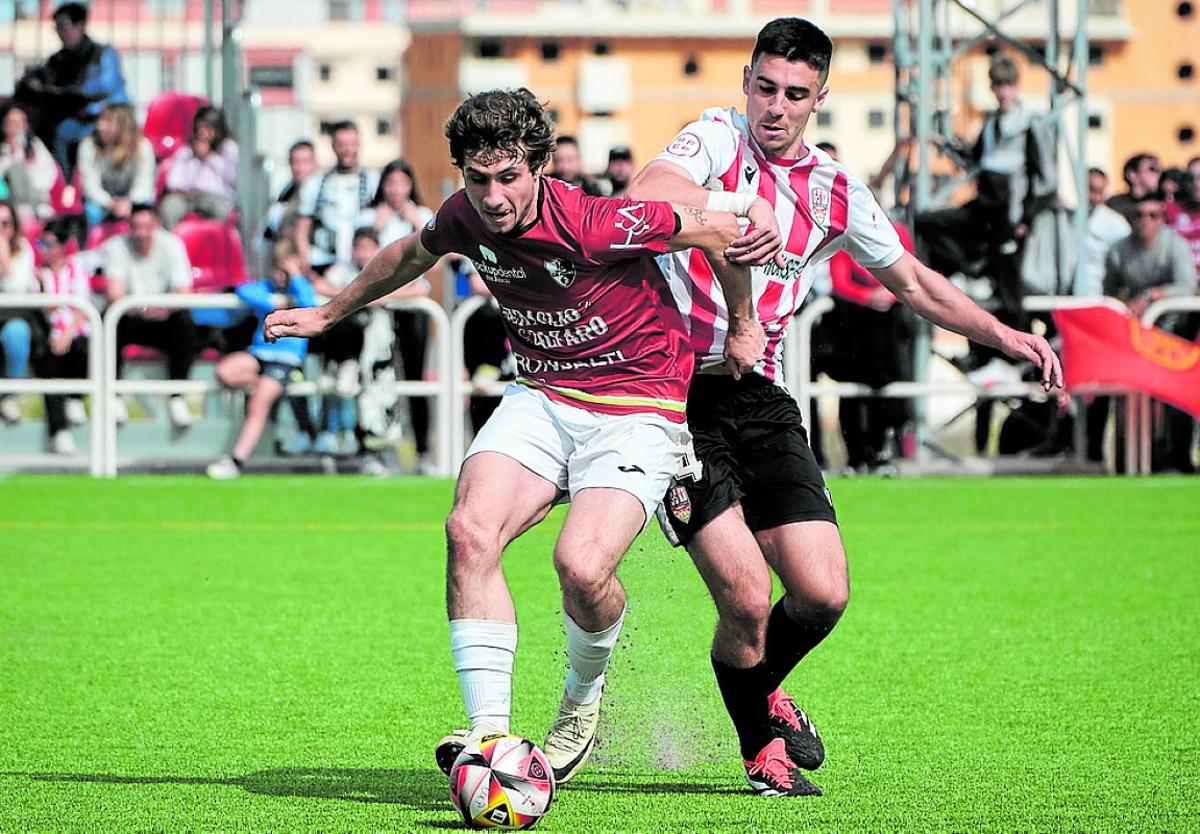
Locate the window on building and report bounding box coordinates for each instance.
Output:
[541,41,560,62]
[377,119,393,136]
[1179,63,1195,81]
[318,64,332,82]
[683,56,699,77]
[477,40,503,59]
[1088,45,1104,66]
[816,111,833,128]
[1178,2,1194,19]
[377,66,395,82]
[327,0,358,21]
[1180,125,1196,143]
[867,44,888,64]
[868,109,886,129]
[593,41,610,56]
[1088,113,1103,130]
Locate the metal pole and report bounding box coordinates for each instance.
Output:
[912,0,936,463]
[1047,0,1061,292]
[1072,0,1091,295]
[221,0,240,131]
[203,0,214,100]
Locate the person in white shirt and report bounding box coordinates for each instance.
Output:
[0,103,59,225]
[1081,167,1131,297]
[295,121,379,278]
[102,202,197,427]
[628,17,1062,797]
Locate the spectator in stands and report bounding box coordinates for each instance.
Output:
[1166,168,1200,276]
[102,203,197,427]
[1094,192,1199,470]
[598,145,634,198]
[549,135,602,196]
[916,54,1056,384]
[368,157,435,470]
[0,103,58,226]
[1161,167,1187,205]
[207,241,316,479]
[295,121,379,279]
[1081,167,1131,296]
[1106,153,1160,226]
[77,102,156,229]
[31,216,90,454]
[0,199,36,426]
[14,2,128,179]
[159,106,239,229]
[262,139,317,248]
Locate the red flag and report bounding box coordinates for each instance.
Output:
[1053,306,1200,419]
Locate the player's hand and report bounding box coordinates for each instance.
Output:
[723,318,767,380]
[726,198,785,268]
[1000,330,1063,392]
[264,306,333,342]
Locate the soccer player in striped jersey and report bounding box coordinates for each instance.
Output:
[264,88,766,786]
[628,17,1063,797]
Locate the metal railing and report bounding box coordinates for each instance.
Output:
[0,295,105,477]
[447,295,512,467]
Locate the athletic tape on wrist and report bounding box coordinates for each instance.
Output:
[705,190,757,217]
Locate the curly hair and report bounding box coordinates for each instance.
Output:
[444,88,556,173]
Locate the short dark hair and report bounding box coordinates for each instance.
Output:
[41,215,74,244]
[288,140,315,157]
[816,141,838,156]
[130,202,158,218]
[1122,152,1158,184]
[192,105,230,148]
[750,18,833,81]
[352,226,379,245]
[1135,191,1166,205]
[52,2,87,24]
[445,88,556,172]
[1087,166,1107,179]
[330,120,358,136]
[555,135,579,149]
[988,55,1020,86]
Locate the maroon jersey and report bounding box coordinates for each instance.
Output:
[422,177,692,422]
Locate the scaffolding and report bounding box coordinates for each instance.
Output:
[889,0,1093,459]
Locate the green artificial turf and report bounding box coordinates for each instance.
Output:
[1,475,1198,833]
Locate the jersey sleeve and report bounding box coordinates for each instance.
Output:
[651,118,740,187]
[576,194,679,264]
[842,176,905,269]
[419,191,470,257]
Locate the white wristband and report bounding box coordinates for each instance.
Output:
[705,190,758,217]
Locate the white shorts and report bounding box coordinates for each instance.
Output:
[464,384,692,526]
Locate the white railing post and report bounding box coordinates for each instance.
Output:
[448,295,487,469]
[787,296,833,434]
[384,296,453,477]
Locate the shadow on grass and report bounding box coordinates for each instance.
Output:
[575,772,746,796]
[3,768,447,809]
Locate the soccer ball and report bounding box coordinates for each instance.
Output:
[449,733,555,829]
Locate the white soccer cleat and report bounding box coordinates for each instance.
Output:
[435,725,505,775]
[65,397,87,426]
[0,395,21,425]
[167,395,195,428]
[50,429,76,455]
[206,455,240,480]
[543,689,603,784]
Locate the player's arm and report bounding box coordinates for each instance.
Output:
[666,204,766,378]
[628,160,783,268]
[264,231,438,342]
[870,251,1063,390]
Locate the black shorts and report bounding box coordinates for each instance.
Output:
[661,374,836,547]
[255,358,301,386]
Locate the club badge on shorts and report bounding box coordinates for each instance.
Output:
[667,485,692,524]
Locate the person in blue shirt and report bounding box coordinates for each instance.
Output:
[207,242,316,479]
[15,2,129,178]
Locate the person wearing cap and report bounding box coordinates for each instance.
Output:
[599,145,635,198]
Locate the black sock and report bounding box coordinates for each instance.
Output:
[711,656,774,760]
[763,597,837,693]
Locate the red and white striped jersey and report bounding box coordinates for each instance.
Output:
[37,256,92,339]
[654,107,905,386]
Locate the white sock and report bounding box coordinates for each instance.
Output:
[450,618,517,733]
[563,606,626,706]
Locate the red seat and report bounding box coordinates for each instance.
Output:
[175,217,248,292]
[143,92,209,162]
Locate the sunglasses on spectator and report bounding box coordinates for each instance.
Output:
[35,238,63,250]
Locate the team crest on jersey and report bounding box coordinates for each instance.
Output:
[667,486,692,524]
[479,245,498,263]
[544,257,576,288]
[666,132,702,158]
[811,187,831,226]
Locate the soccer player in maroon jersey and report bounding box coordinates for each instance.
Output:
[264,88,766,785]
[628,17,1063,796]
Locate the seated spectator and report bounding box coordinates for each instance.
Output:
[295,121,378,279]
[367,158,435,470]
[597,145,634,198]
[31,216,90,454]
[159,106,238,229]
[1165,169,1200,276]
[13,2,128,179]
[549,135,602,196]
[0,199,36,425]
[0,103,59,225]
[102,203,197,427]
[1161,167,1188,205]
[207,241,316,479]
[1106,153,1160,226]
[1081,167,1131,296]
[1092,192,1200,471]
[261,139,316,249]
[77,102,155,229]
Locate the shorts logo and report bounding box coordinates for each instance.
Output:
[811,187,831,226]
[666,132,702,158]
[744,164,756,184]
[479,245,498,264]
[424,215,436,231]
[823,487,834,508]
[667,485,692,524]
[544,257,577,288]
